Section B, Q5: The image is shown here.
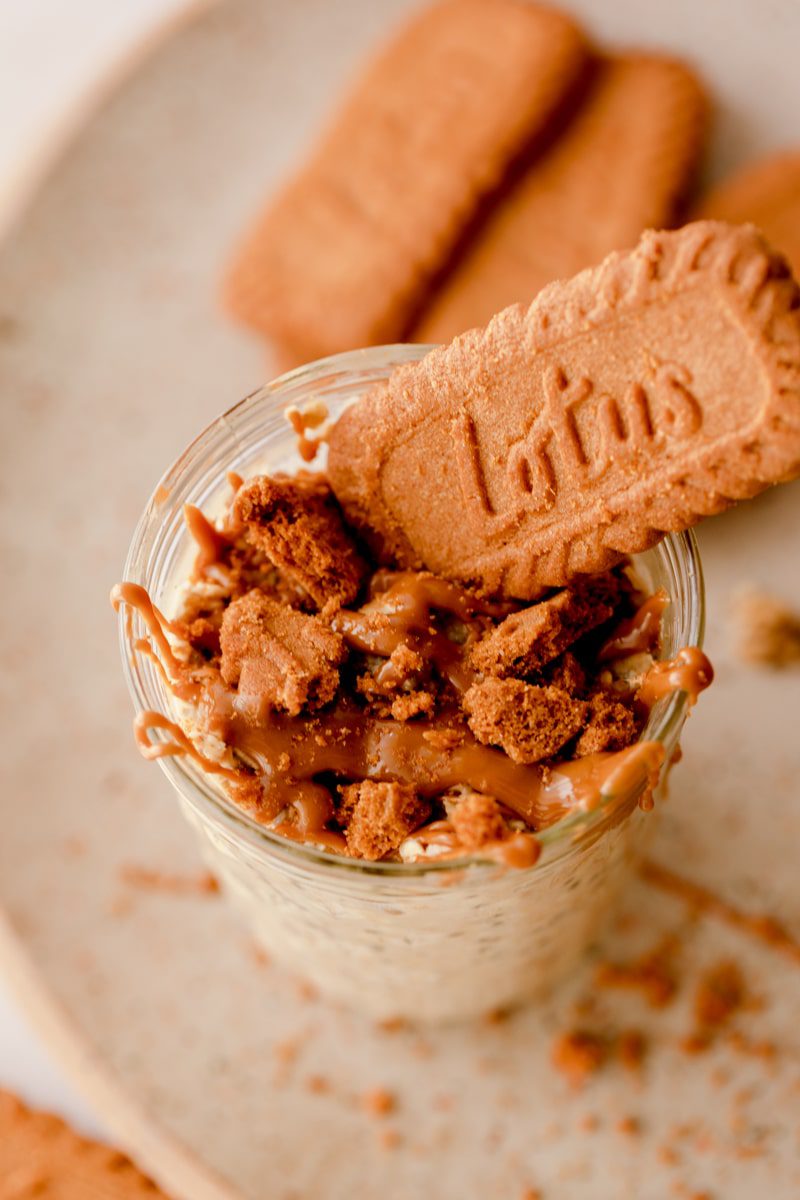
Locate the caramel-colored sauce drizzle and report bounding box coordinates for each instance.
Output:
[111,582,188,679]
[285,402,332,463]
[598,590,668,662]
[176,678,665,832]
[486,833,542,869]
[272,821,348,853]
[133,637,172,688]
[183,504,231,573]
[637,646,714,709]
[134,711,240,779]
[332,570,507,695]
[114,562,699,860]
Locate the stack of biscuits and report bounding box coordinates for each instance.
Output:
[222,0,799,367]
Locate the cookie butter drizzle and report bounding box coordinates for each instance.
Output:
[598,590,668,661]
[636,646,713,709]
[113,539,712,865]
[330,569,511,694]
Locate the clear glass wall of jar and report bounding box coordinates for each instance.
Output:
[117,346,705,1023]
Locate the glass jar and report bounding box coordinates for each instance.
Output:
[118,345,704,1023]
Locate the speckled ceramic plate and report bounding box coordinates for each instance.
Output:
[1,1,800,1197]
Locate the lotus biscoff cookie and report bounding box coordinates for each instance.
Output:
[697,150,800,278]
[328,221,800,598]
[0,1090,173,1198]
[415,54,708,343]
[223,0,588,363]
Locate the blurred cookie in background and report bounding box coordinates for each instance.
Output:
[415,53,709,343]
[696,149,800,278]
[223,0,589,365]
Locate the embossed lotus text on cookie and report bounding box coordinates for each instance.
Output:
[328,222,800,597]
[455,359,703,537]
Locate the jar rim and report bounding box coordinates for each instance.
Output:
[117,344,705,877]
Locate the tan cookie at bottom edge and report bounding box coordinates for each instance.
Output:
[696,149,800,280]
[327,221,800,598]
[0,1090,173,1198]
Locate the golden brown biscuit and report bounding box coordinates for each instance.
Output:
[234,474,368,608]
[464,678,587,764]
[0,1089,172,1197]
[469,576,620,676]
[416,54,708,343]
[696,150,800,279]
[223,0,588,362]
[328,222,800,598]
[339,780,430,860]
[219,589,346,716]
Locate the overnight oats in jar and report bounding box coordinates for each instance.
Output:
[114,345,710,1023]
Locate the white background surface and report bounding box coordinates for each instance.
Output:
[0,0,200,1138]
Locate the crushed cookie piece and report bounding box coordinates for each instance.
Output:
[296,978,319,1002]
[543,649,587,695]
[618,1029,648,1071]
[421,727,464,751]
[220,589,345,716]
[273,1037,301,1066]
[355,644,426,701]
[390,690,435,721]
[551,1030,608,1087]
[733,588,800,667]
[249,942,271,969]
[118,865,220,896]
[172,612,222,660]
[386,642,425,680]
[470,576,620,678]
[574,691,638,756]
[362,1087,396,1118]
[226,774,267,816]
[376,1016,409,1034]
[340,780,431,861]
[682,960,746,1052]
[464,678,587,764]
[450,792,508,849]
[235,474,367,607]
[483,1005,512,1026]
[595,936,679,1008]
[616,1115,642,1137]
[695,961,746,1028]
[354,673,394,714]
